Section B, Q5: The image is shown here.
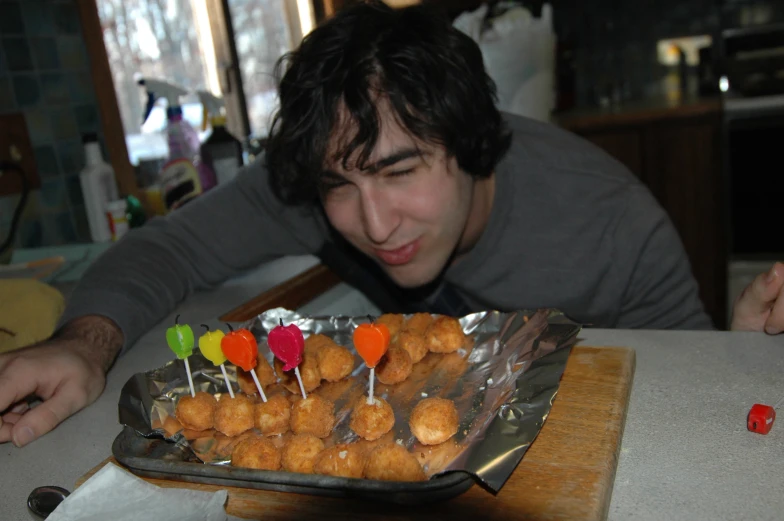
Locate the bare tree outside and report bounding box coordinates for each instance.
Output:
[98,0,309,164]
[98,0,210,136]
[229,0,295,137]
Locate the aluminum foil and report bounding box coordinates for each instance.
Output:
[118,308,580,493]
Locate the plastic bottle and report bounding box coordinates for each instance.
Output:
[137,78,216,211]
[105,199,129,241]
[79,133,119,242]
[197,91,244,186]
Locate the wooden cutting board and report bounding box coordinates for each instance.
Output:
[78,346,635,520]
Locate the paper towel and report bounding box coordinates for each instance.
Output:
[48,463,228,521]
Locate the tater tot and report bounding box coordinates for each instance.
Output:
[350,397,395,441]
[409,397,459,445]
[404,313,433,334]
[364,443,427,482]
[313,444,366,478]
[396,329,428,363]
[174,391,217,431]
[254,393,291,436]
[415,439,463,476]
[281,434,325,474]
[290,395,335,438]
[353,430,396,457]
[425,316,465,353]
[316,343,355,382]
[376,345,413,385]
[231,435,281,470]
[376,314,404,338]
[275,351,322,393]
[304,333,333,354]
[237,358,277,395]
[214,393,255,437]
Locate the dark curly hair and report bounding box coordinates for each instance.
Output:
[265,0,511,204]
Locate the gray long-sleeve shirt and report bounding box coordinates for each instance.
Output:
[60,114,712,351]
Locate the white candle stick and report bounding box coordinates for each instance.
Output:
[294,366,307,400]
[368,367,375,405]
[250,368,268,402]
[184,358,195,398]
[219,364,235,399]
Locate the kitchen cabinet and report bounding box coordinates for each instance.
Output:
[559,101,727,328]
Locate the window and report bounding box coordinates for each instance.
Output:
[97,0,314,166]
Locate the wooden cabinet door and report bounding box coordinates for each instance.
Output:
[582,129,645,180]
[642,117,726,328]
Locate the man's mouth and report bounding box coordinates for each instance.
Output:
[373,239,420,266]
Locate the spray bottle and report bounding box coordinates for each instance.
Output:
[137,78,216,210]
[197,91,244,186]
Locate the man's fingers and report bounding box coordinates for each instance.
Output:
[764,281,784,335]
[746,264,783,310]
[0,362,44,415]
[0,421,13,443]
[11,386,85,447]
[732,263,784,330]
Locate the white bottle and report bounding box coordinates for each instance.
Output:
[79,134,119,242]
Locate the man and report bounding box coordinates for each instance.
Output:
[1,1,781,448]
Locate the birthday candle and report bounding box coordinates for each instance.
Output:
[197,324,234,398]
[220,323,267,402]
[165,314,196,397]
[268,319,307,399]
[353,317,391,404]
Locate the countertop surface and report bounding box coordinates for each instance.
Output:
[554,96,723,130]
[1,258,782,520]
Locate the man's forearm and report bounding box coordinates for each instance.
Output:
[55,316,124,373]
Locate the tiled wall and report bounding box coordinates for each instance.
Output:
[0,0,101,250]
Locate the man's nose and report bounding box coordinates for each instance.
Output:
[360,185,399,245]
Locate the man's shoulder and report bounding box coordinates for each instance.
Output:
[501,112,638,188]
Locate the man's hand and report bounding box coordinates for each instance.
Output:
[0,316,123,447]
[731,262,784,334]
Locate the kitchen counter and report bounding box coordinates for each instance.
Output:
[554,96,722,131]
[1,261,782,520]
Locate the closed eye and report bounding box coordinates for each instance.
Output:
[387,168,414,178]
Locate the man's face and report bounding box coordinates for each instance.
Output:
[321,108,475,288]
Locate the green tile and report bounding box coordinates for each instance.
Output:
[0,2,25,35]
[24,108,52,143]
[18,216,43,248]
[57,139,84,175]
[66,71,94,103]
[54,2,81,35]
[56,35,87,70]
[30,37,60,69]
[42,211,76,245]
[11,74,40,107]
[0,77,14,110]
[20,1,55,36]
[49,106,79,140]
[71,203,90,241]
[0,194,19,226]
[39,178,67,210]
[34,144,60,178]
[65,174,83,206]
[74,103,100,133]
[0,43,7,75]
[2,38,33,71]
[40,72,69,104]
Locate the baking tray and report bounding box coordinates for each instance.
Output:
[112,425,474,505]
[113,309,580,504]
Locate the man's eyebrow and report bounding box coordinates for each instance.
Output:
[366,148,422,173]
[320,170,345,183]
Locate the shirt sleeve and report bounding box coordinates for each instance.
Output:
[57,158,327,351]
[613,184,715,330]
